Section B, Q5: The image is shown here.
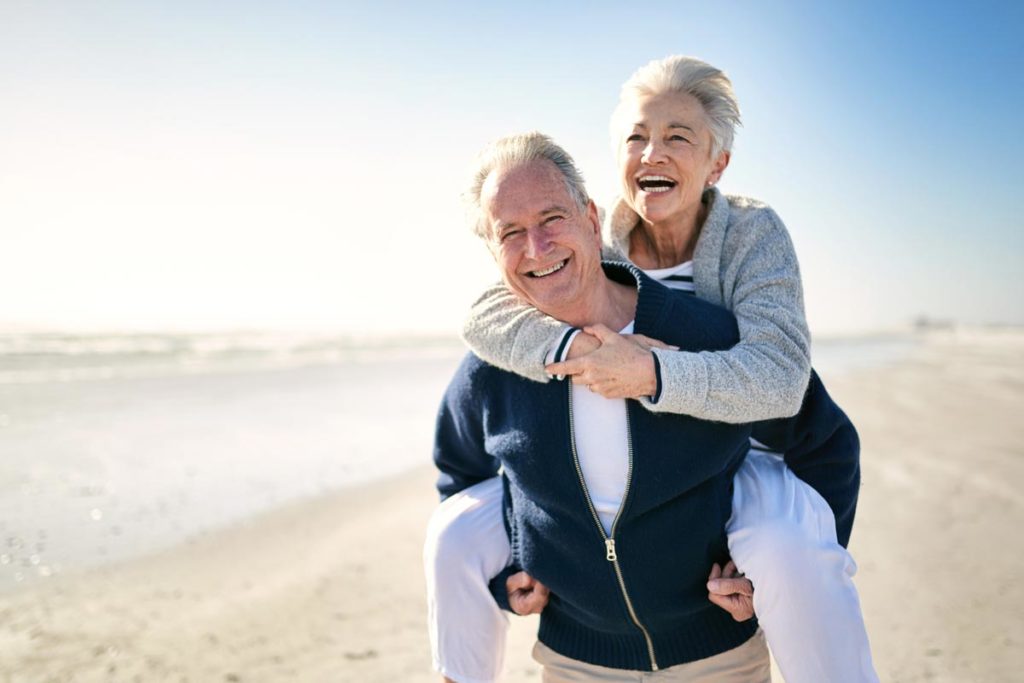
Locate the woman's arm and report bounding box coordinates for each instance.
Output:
[461,282,570,384]
[648,206,811,422]
[462,205,811,423]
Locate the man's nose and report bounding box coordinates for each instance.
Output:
[525,228,553,259]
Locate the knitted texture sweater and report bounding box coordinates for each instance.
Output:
[435,264,859,671]
[462,188,812,423]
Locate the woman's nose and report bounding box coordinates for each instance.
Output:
[642,140,666,164]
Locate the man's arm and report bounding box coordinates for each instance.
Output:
[750,370,861,547]
[432,356,527,612]
[433,355,501,500]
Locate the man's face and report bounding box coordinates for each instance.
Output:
[481,160,603,319]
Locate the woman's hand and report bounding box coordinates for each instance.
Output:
[545,324,678,399]
[707,560,755,621]
[506,571,550,616]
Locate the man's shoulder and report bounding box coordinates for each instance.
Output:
[448,351,518,395]
[636,275,740,350]
[453,350,501,382]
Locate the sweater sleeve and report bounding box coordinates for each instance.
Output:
[460,241,628,383]
[645,209,812,423]
[433,359,523,611]
[433,357,502,500]
[461,282,569,384]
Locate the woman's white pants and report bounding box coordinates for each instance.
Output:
[423,452,878,683]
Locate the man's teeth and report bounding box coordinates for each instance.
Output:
[638,175,676,193]
[531,260,567,277]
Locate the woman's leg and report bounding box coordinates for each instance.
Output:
[424,476,511,683]
[727,451,879,683]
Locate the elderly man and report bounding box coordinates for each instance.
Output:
[429,133,873,682]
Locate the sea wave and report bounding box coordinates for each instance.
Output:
[0,332,465,384]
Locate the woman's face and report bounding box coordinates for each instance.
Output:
[617,91,729,228]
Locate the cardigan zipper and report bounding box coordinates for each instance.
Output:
[567,384,659,671]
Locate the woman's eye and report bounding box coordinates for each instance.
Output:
[626,134,644,143]
[669,134,690,143]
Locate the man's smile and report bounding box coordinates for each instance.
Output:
[528,258,569,278]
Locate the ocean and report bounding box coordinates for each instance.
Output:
[0,331,918,592]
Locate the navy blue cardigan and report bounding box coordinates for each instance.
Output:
[433,263,860,671]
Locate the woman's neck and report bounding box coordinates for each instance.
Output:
[627,199,709,269]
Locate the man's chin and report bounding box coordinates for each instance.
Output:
[504,275,578,318]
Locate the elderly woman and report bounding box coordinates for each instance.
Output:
[426,56,877,683]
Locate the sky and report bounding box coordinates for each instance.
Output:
[1,0,1022,337]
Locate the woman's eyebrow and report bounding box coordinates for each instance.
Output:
[630,121,697,133]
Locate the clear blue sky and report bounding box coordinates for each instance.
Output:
[1,1,1021,335]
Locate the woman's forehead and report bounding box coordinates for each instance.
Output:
[622,91,706,127]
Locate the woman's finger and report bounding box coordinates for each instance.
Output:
[545,357,585,377]
[626,334,679,351]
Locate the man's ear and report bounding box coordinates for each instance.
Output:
[585,199,602,241]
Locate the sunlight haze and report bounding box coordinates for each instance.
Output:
[2,1,1021,336]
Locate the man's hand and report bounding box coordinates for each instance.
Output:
[506,571,550,616]
[707,560,755,622]
[545,324,678,399]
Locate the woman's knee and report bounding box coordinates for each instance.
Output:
[424,496,507,581]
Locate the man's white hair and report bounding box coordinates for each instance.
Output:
[611,55,742,159]
[465,132,589,239]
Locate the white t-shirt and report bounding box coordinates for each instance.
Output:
[571,322,633,534]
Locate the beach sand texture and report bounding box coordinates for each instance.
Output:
[1,329,1021,682]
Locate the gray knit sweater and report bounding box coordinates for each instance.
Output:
[462,187,812,423]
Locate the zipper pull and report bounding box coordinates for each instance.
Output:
[605,538,617,562]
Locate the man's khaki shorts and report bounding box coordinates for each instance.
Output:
[532,629,771,682]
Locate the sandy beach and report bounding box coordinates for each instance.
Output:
[1,329,1021,682]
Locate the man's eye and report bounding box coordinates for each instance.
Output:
[544,216,565,225]
[669,134,690,143]
[500,229,523,242]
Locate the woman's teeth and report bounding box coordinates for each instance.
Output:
[638,175,676,193]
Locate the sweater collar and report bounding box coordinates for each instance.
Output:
[600,261,671,336]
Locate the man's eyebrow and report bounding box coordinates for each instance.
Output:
[496,205,572,232]
[539,205,572,216]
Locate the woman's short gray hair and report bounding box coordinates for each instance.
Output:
[611,55,742,158]
[465,132,589,239]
